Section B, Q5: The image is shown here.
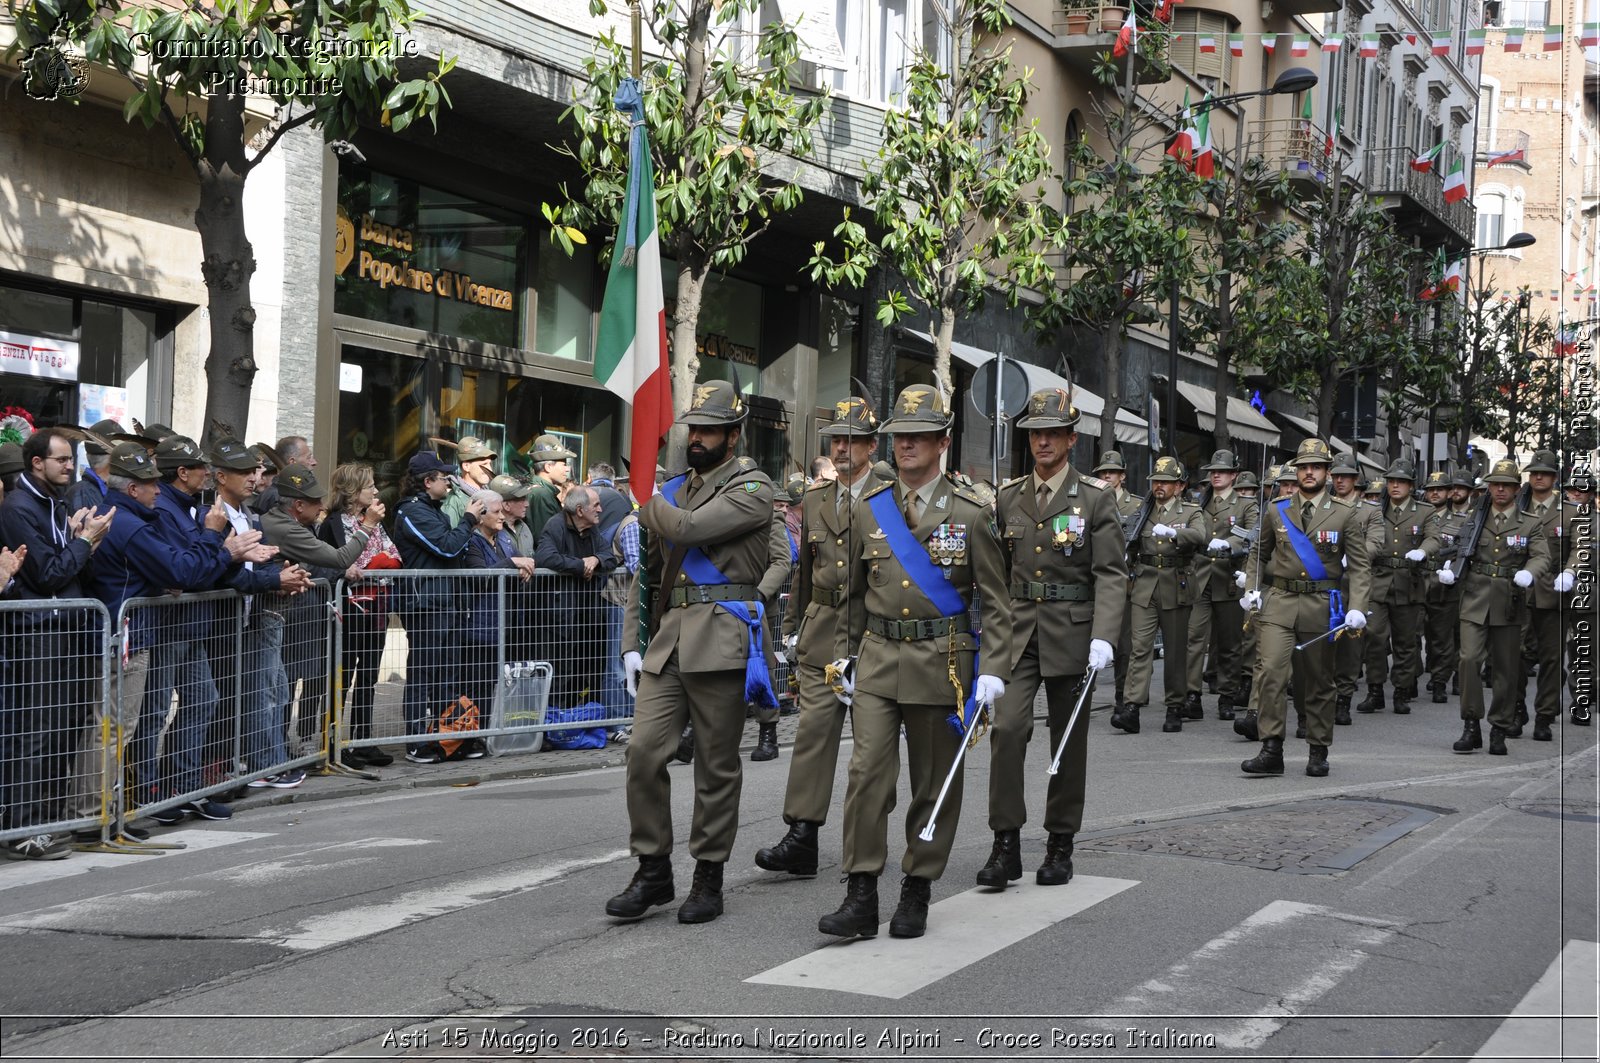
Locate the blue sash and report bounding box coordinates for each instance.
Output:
[660,475,777,708]
[786,529,799,565]
[866,488,984,735]
[1273,499,1345,632]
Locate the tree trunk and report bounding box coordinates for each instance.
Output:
[933,302,956,404]
[197,92,256,443]
[1315,370,1338,439]
[1210,348,1230,454]
[666,258,707,466]
[1100,322,1123,457]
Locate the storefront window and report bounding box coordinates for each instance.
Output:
[816,295,860,407]
[334,166,529,349]
[336,344,426,509]
[662,263,763,384]
[533,240,596,361]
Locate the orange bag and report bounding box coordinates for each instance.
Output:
[437,696,481,758]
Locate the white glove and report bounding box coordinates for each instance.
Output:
[1234,570,1247,589]
[828,656,856,706]
[1208,537,1231,553]
[1554,570,1576,593]
[1151,523,1178,538]
[623,651,643,698]
[1405,549,1427,562]
[1242,589,1263,612]
[1514,569,1535,588]
[783,634,798,654]
[974,674,1006,708]
[1345,609,1367,630]
[1087,638,1114,671]
[1437,567,1456,586]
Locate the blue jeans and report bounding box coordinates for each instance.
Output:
[401,609,456,743]
[242,613,290,772]
[155,638,221,798]
[601,603,632,720]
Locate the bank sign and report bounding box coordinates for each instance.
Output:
[0,330,79,382]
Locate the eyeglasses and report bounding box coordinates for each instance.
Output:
[45,455,74,464]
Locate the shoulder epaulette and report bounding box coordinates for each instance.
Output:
[952,480,989,505]
[1000,475,1028,491]
[737,456,757,471]
[1079,474,1110,491]
[862,479,896,499]
[806,478,832,492]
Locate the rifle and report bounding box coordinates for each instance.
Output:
[1446,493,1492,580]
[1123,492,1155,550]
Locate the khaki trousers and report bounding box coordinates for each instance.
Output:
[1253,591,1338,746]
[625,654,747,861]
[1424,587,1461,686]
[841,692,963,881]
[779,662,851,825]
[1187,584,1245,698]
[986,636,1090,836]
[1459,618,1521,728]
[1527,605,1564,721]
[1126,601,1190,710]
[1364,598,1423,689]
[72,649,148,822]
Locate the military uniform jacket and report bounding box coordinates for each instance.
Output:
[1458,504,1551,626]
[1529,496,1584,609]
[633,454,775,674]
[782,467,891,666]
[1369,497,1439,605]
[1112,487,1144,521]
[1129,497,1207,609]
[997,467,1128,676]
[849,474,1012,704]
[1424,505,1471,595]
[1247,490,1372,614]
[1196,488,1259,598]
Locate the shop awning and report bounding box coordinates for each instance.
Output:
[1357,451,1385,475]
[1273,410,1356,457]
[1175,382,1279,446]
[911,330,1149,444]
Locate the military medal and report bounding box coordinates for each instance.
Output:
[932,523,968,569]
[1051,514,1084,554]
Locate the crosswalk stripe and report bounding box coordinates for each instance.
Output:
[1091,900,1400,1049]
[0,830,273,892]
[745,875,1139,999]
[1472,939,1599,1062]
[256,848,632,951]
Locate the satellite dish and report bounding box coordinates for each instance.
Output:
[969,358,1031,421]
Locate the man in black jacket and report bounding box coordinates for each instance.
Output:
[0,428,114,859]
[536,486,617,703]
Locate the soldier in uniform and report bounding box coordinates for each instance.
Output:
[607,381,776,925]
[755,396,888,878]
[1421,471,1468,703]
[1240,438,1372,777]
[1437,459,1550,755]
[748,500,797,761]
[1324,453,1380,726]
[1236,470,1259,498]
[1116,457,1206,734]
[1276,464,1299,498]
[1184,450,1258,721]
[1357,460,1437,715]
[1094,451,1141,715]
[1521,451,1581,741]
[977,389,1125,890]
[817,384,1010,940]
[524,434,577,534]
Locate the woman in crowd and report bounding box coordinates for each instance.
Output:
[460,489,529,758]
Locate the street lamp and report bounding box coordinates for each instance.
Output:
[1165,67,1319,459]
[1460,233,1536,458]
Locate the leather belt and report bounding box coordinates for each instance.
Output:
[866,614,970,640]
[1373,556,1417,569]
[811,586,846,608]
[1265,575,1341,593]
[1471,562,1520,580]
[1010,581,1094,602]
[668,583,760,608]
[1137,554,1189,569]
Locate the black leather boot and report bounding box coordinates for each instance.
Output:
[1430,680,1447,704]
[1400,682,1418,700]
[1182,692,1204,720]
[1533,717,1554,742]
[1392,690,1411,715]
[1452,720,1482,753]
[1506,709,1525,738]
[1572,707,1592,727]
[975,829,1022,888]
[1162,706,1184,733]
[1334,693,1352,725]
[1241,736,1285,775]
[1295,712,1307,739]
[889,875,932,938]
[1306,744,1330,778]
[605,855,675,918]
[1239,674,1254,710]
[1357,685,1384,713]
[751,722,779,762]
[818,873,879,937]
[677,859,725,923]
[755,821,819,876]
[1452,675,1461,695]
[1036,833,1075,886]
[1488,725,1508,756]
[674,724,695,764]
[1111,704,1141,734]
[1233,709,1259,741]
[1216,693,1236,721]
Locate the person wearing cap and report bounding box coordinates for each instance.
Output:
[1520,450,1584,740]
[1416,470,1465,705]
[1240,438,1372,778]
[1093,451,1142,718]
[755,395,891,881]
[810,382,1009,941]
[535,484,619,717]
[0,441,24,496]
[441,436,498,529]
[604,381,775,926]
[487,475,538,562]
[64,419,124,513]
[392,451,489,764]
[1355,459,1439,717]
[1184,449,1259,722]
[1236,470,1260,498]
[1362,478,1384,504]
[1438,458,1550,755]
[1118,456,1207,735]
[1310,452,1378,731]
[525,434,577,534]
[970,388,1125,893]
[1274,464,1298,496]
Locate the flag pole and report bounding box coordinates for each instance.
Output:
[630,0,642,78]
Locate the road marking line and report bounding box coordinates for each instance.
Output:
[1092,899,1400,1050]
[0,829,273,893]
[745,875,1138,1000]
[256,848,632,951]
[1472,939,1599,1062]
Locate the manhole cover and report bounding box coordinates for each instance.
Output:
[1079,799,1443,875]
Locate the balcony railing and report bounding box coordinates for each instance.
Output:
[1365,146,1474,249]
[1477,128,1531,170]
[1254,117,1332,186]
[1051,2,1173,85]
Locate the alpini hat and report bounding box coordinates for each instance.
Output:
[456,436,496,463]
[1329,453,1362,476]
[488,474,531,500]
[209,438,259,472]
[1290,438,1334,466]
[1450,467,1474,488]
[1424,470,1450,488]
[154,434,207,472]
[1094,451,1127,473]
[1150,456,1186,482]
[1015,387,1079,430]
[1524,450,1560,474]
[107,441,159,482]
[1236,470,1259,489]
[1200,449,1240,472]
[276,464,323,501]
[1276,464,1298,483]
[679,380,750,427]
[781,473,806,504]
[819,396,879,437]
[1384,459,1416,481]
[1484,458,1522,485]
[880,383,954,434]
[1364,478,1384,494]
[529,434,576,463]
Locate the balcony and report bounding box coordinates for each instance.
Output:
[1476,128,1532,172]
[1254,117,1332,191]
[1365,147,1473,251]
[1052,2,1173,85]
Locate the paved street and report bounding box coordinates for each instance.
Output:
[1,676,1597,1062]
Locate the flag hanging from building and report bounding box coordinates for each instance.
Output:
[1262,33,1277,54]
[1441,258,1464,295]
[1466,28,1487,54]
[1554,324,1581,356]
[1485,146,1525,167]
[1360,33,1380,57]
[1326,107,1340,156]
[1429,32,1449,55]
[1229,33,1245,56]
[1198,33,1217,54]
[1193,97,1215,178]
[594,78,673,506]
[1582,22,1600,47]
[1113,9,1137,58]
[1504,27,1525,52]
[1544,24,1564,51]
[1152,0,1173,22]
[1323,36,1342,52]
[1299,91,1314,129]
[1419,249,1447,300]
[1291,34,1310,56]
[1166,90,1196,164]
[1442,158,1468,203]
[1411,142,1443,172]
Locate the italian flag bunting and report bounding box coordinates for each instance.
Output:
[1504,27,1525,52]
[1198,33,1217,54]
[594,78,673,505]
[1113,9,1137,58]
[1466,28,1487,54]
[1229,33,1245,57]
[1442,158,1468,204]
[1262,33,1277,54]
[1323,36,1342,53]
[1360,33,1379,57]
[1544,24,1564,51]
[1583,23,1600,48]
[1299,91,1314,130]
[1411,142,1443,173]
[1326,107,1340,157]
[1441,258,1464,295]
[1431,32,1450,56]
[1291,34,1310,56]
[1419,249,1447,300]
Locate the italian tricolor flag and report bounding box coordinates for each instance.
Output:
[1229,33,1244,57]
[594,78,673,504]
[1113,10,1137,57]
[1431,32,1450,55]
[1442,158,1468,203]
[1544,24,1564,51]
[1504,27,1525,52]
[1583,23,1600,48]
[1192,97,1215,178]
[1360,33,1379,57]
[1411,142,1443,172]
[1466,28,1487,54]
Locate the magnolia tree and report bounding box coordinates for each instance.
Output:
[9,0,455,438]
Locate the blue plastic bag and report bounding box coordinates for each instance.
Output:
[542,702,610,750]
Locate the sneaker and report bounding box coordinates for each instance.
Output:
[148,806,186,826]
[182,798,233,821]
[463,738,487,760]
[362,747,394,767]
[5,834,72,861]
[269,769,307,788]
[406,743,443,764]
[247,775,281,788]
[117,824,151,842]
